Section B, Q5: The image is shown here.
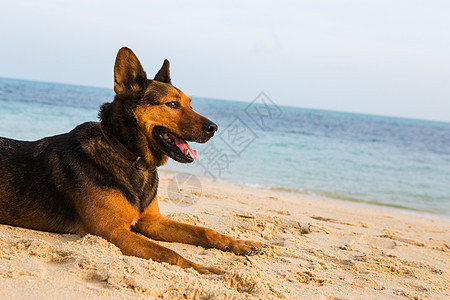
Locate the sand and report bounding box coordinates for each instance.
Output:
[0,172,449,299]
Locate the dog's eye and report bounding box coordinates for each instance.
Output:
[165,101,180,109]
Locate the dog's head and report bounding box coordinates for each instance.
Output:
[112,47,217,164]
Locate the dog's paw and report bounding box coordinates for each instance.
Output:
[226,239,267,256]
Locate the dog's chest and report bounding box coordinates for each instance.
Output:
[129,170,158,212]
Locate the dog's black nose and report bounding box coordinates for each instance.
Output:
[202,121,218,134]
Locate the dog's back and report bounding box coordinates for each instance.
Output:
[0,124,95,233]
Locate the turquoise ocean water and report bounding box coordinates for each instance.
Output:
[1,77,449,216]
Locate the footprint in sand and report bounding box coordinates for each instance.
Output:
[310,216,368,228]
[378,234,425,247]
[351,235,397,249]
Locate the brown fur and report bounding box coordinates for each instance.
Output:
[0,47,263,274]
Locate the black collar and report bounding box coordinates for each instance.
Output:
[100,123,156,172]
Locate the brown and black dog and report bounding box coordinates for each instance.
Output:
[0,47,264,274]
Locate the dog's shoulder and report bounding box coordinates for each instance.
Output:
[35,122,103,160]
[67,121,101,144]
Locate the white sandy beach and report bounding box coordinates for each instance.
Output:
[0,173,448,299]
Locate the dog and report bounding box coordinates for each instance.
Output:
[0,47,264,274]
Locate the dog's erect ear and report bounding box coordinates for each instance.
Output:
[114,47,147,94]
[153,59,171,84]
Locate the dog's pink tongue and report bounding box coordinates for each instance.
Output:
[173,136,198,159]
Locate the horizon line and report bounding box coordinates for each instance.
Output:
[1,76,449,125]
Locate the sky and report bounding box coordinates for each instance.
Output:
[1,0,449,122]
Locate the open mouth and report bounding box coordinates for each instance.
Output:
[152,126,198,163]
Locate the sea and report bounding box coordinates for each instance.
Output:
[1,77,449,217]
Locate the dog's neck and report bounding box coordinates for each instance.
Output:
[100,123,153,171]
[99,101,166,171]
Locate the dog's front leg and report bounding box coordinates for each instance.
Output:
[90,224,221,274]
[134,197,265,256]
[79,191,222,274]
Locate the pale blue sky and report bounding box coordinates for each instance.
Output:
[1,0,449,122]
